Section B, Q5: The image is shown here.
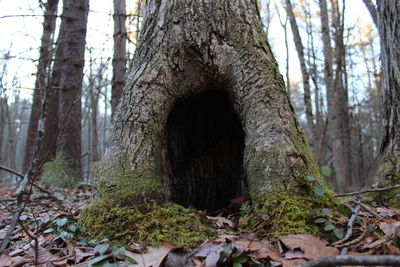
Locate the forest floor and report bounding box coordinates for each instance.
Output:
[0,182,400,267]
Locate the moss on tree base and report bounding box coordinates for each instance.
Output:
[79,200,214,248]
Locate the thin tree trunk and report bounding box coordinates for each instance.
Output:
[56,0,89,180]
[39,30,63,166]
[23,0,59,172]
[285,0,315,146]
[111,0,127,118]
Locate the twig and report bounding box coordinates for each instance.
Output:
[335,229,368,248]
[0,165,53,196]
[351,199,382,219]
[0,72,50,256]
[334,184,400,197]
[297,255,400,267]
[333,204,360,246]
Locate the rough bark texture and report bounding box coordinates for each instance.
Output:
[376,1,400,186]
[56,0,89,178]
[112,0,127,118]
[23,0,59,172]
[101,0,322,212]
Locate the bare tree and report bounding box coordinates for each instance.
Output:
[23,0,59,172]
[56,0,89,179]
[285,0,316,147]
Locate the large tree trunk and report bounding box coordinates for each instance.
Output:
[111,0,127,119]
[101,0,323,211]
[56,0,89,179]
[376,1,400,189]
[23,0,59,172]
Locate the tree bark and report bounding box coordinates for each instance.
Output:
[23,0,59,172]
[362,0,378,28]
[111,0,127,119]
[56,0,89,179]
[319,0,352,192]
[39,31,63,166]
[376,0,400,186]
[101,0,323,212]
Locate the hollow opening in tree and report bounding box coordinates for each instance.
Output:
[165,89,246,212]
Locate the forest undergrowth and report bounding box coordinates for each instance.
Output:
[0,179,400,267]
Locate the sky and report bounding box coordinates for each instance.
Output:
[0,0,377,103]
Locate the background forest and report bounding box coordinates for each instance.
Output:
[0,0,381,194]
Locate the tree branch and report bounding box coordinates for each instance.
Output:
[334,184,400,197]
[297,255,400,267]
[362,0,378,28]
[0,165,52,196]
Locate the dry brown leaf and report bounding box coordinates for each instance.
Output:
[25,245,61,264]
[234,240,265,252]
[75,247,94,263]
[379,221,400,236]
[280,234,339,260]
[377,207,400,218]
[124,240,177,267]
[206,216,236,228]
[229,193,250,205]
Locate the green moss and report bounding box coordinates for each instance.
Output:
[80,163,213,248]
[373,155,400,208]
[79,200,213,248]
[241,183,337,239]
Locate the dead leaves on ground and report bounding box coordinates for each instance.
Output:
[1,184,400,267]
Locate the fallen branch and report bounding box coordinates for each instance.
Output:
[334,184,400,197]
[0,165,52,196]
[352,199,382,219]
[335,229,368,248]
[332,204,360,246]
[297,255,400,267]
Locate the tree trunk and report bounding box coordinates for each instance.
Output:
[376,1,400,188]
[56,0,89,179]
[23,0,59,172]
[362,0,378,28]
[39,32,63,166]
[285,0,315,147]
[100,0,324,212]
[111,0,127,119]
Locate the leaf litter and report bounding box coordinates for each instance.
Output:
[0,183,400,267]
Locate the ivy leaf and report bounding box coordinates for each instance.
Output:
[44,228,54,234]
[307,176,317,181]
[19,215,28,221]
[320,166,332,176]
[111,247,126,258]
[324,223,335,231]
[56,218,68,227]
[322,208,332,217]
[313,185,327,197]
[94,244,110,255]
[334,227,344,239]
[233,255,248,264]
[69,224,77,232]
[314,218,326,224]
